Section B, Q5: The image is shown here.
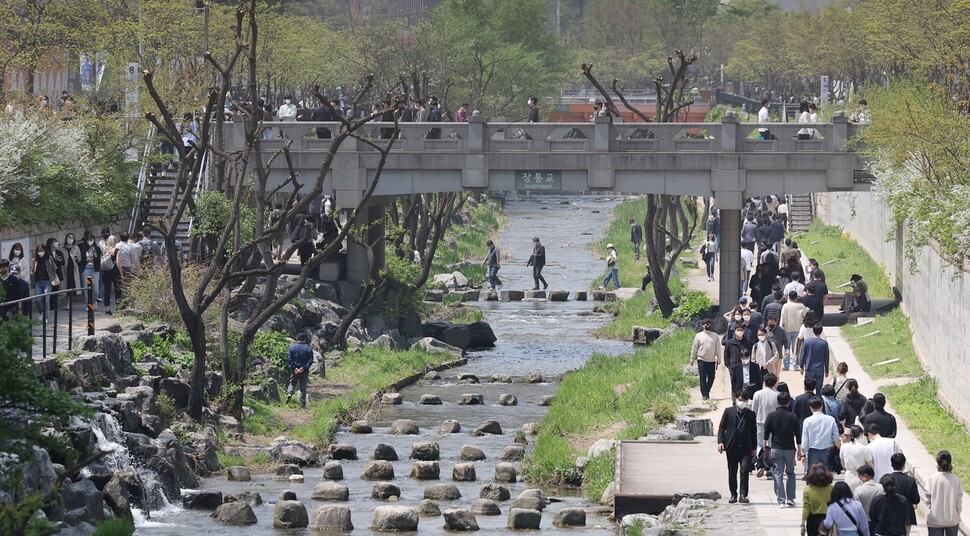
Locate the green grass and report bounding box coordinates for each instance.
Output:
[841,309,922,379]
[290,347,454,447]
[92,518,135,536]
[431,199,506,286]
[524,330,696,500]
[593,293,672,337]
[883,376,970,485]
[796,220,894,299]
[242,397,286,437]
[216,450,273,471]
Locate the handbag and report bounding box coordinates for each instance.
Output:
[50,274,60,287]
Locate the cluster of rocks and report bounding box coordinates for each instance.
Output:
[426,284,632,304]
[421,320,496,350]
[619,491,722,536]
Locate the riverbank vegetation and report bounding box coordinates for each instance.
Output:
[524,330,696,500]
[797,221,894,299]
[429,196,506,287]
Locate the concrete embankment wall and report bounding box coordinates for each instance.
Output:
[816,192,970,426]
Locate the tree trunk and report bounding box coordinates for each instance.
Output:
[184,314,208,421]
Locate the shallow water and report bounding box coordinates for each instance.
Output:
[137,195,633,534]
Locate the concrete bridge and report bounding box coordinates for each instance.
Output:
[227,114,871,312]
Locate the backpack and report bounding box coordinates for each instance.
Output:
[100,251,115,271]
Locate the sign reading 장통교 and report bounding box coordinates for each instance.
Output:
[515,170,561,191]
[853,169,876,184]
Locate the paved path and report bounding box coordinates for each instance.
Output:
[683,264,961,535]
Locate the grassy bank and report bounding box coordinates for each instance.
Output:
[590,197,651,288]
[431,197,506,285]
[797,220,894,299]
[841,309,922,379]
[524,330,696,500]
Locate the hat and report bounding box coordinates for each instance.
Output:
[739,296,749,304]
[532,237,540,242]
[606,243,614,249]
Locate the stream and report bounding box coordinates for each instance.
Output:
[136,195,634,534]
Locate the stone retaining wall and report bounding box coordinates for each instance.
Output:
[816,192,970,426]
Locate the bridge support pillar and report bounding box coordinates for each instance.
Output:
[717,208,742,314]
[345,199,386,283]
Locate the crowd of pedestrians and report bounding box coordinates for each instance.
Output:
[1,227,165,322]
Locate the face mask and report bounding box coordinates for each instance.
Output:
[734,314,742,321]
[736,401,748,410]
[12,250,20,256]
[735,331,744,339]
[66,238,74,245]
[284,99,291,104]
[743,315,751,322]
[758,335,766,342]
[87,239,94,245]
[52,244,59,249]
[741,358,751,364]
[37,251,45,257]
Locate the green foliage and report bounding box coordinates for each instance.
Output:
[242,397,285,437]
[797,220,894,299]
[524,330,694,499]
[582,451,617,502]
[649,399,678,425]
[189,191,257,254]
[842,309,922,379]
[672,290,714,325]
[123,262,224,330]
[92,517,135,536]
[884,376,970,486]
[157,395,178,428]
[0,318,93,534]
[430,199,505,285]
[249,331,292,371]
[860,81,970,269]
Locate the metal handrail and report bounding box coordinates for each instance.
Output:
[2,277,96,359]
[186,148,209,238]
[130,125,158,235]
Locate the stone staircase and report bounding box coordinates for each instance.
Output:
[136,165,192,249]
[786,193,814,232]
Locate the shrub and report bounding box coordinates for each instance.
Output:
[650,399,678,425]
[92,518,135,536]
[123,262,224,329]
[250,331,292,370]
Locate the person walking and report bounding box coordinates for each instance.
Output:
[855,465,885,526]
[821,482,870,536]
[889,452,920,535]
[730,349,763,397]
[832,362,851,402]
[802,463,835,536]
[525,237,548,290]
[723,325,752,393]
[527,96,540,122]
[925,450,963,536]
[60,233,82,305]
[690,319,721,401]
[285,332,314,408]
[717,390,758,504]
[867,423,902,483]
[765,390,800,507]
[801,396,842,471]
[869,474,910,536]
[100,235,123,315]
[861,393,898,438]
[841,425,874,491]
[841,379,869,427]
[78,231,101,308]
[483,240,502,292]
[601,244,619,290]
[701,232,717,281]
[751,372,779,455]
[630,219,643,260]
[30,243,58,321]
[780,291,807,371]
[800,324,830,397]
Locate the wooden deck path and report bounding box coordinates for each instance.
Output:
[615,438,722,517]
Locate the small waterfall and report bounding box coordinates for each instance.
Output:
[85,413,174,515]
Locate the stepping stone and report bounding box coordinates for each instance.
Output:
[418,499,441,517]
[227,466,251,482]
[459,445,486,461]
[312,482,349,501]
[521,423,539,435]
[440,420,461,434]
[549,290,569,301]
[382,393,403,405]
[373,443,399,461]
[410,461,441,480]
[459,393,484,405]
[498,394,518,406]
[452,462,477,482]
[424,483,461,501]
[420,394,443,405]
[472,420,503,436]
[274,464,302,481]
[494,463,517,483]
[457,373,480,383]
[361,461,395,480]
[372,482,401,500]
[501,290,525,301]
[463,290,481,302]
[480,483,510,501]
[538,395,554,406]
[390,419,419,435]
[350,421,372,434]
[524,369,543,383]
[442,508,479,531]
[423,371,441,380]
[370,505,418,532]
[310,505,353,531]
[575,290,588,301]
[410,442,440,461]
[500,445,525,461]
[489,373,512,384]
[507,508,541,530]
[470,498,501,516]
[525,290,546,299]
[485,291,499,301]
[323,461,343,480]
[330,443,358,460]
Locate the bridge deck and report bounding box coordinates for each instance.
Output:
[615,438,721,518]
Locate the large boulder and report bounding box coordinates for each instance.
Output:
[472,420,503,436]
[60,479,105,527]
[273,500,309,528]
[459,445,486,461]
[310,505,354,531]
[225,491,262,508]
[227,466,251,482]
[269,440,318,466]
[412,337,463,358]
[372,482,402,500]
[467,321,497,347]
[159,378,191,410]
[553,507,586,527]
[410,461,441,480]
[373,443,399,461]
[211,501,258,526]
[442,509,480,531]
[371,505,419,532]
[507,508,541,530]
[181,490,223,511]
[312,482,350,501]
[390,419,420,435]
[439,325,471,349]
[480,484,510,501]
[72,334,135,376]
[410,442,440,461]
[361,461,395,480]
[424,483,462,501]
[102,468,138,520]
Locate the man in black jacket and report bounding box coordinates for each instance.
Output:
[890,453,920,535]
[861,392,897,438]
[717,390,758,503]
[525,237,547,290]
[764,391,801,507]
[285,332,315,408]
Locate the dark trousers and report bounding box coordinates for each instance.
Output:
[287,370,309,406]
[640,272,652,291]
[698,360,716,399]
[532,265,547,289]
[726,446,752,498]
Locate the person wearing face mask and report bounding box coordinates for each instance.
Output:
[731,348,763,396]
[44,237,65,312]
[60,233,82,303]
[723,325,753,392]
[7,242,28,281]
[30,243,58,320]
[278,94,297,121]
[717,390,758,504]
[753,327,780,378]
[764,318,789,378]
[690,319,721,401]
[78,231,102,305]
[0,258,29,319]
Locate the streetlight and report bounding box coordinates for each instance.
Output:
[195,0,209,54]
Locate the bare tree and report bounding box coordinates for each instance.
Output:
[583,51,701,316]
[142,1,396,420]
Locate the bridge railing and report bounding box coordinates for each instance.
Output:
[231,115,859,155]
